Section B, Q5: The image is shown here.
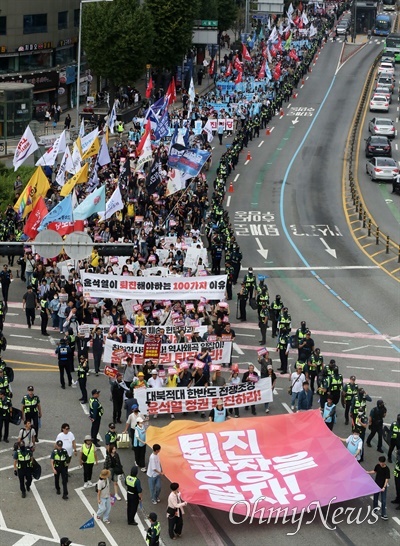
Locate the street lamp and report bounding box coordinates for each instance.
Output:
[76,0,113,129]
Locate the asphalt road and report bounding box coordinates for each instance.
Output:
[0,37,399,546]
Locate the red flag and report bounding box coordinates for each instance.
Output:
[145,76,153,99]
[242,43,251,61]
[298,2,303,12]
[273,62,281,81]
[276,36,282,52]
[289,49,299,62]
[270,44,277,58]
[136,119,151,155]
[234,71,242,85]
[298,18,303,29]
[167,78,176,105]
[285,29,291,41]
[23,196,48,240]
[234,56,243,72]
[258,60,266,80]
[48,220,84,237]
[293,15,300,26]
[225,62,232,77]
[262,45,267,59]
[209,59,215,76]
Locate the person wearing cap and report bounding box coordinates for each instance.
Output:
[96,469,111,524]
[321,396,336,431]
[269,295,283,338]
[125,466,143,525]
[0,264,12,307]
[146,512,161,546]
[77,355,89,404]
[0,368,10,397]
[367,400,387,453]
[341,375,358,425]
[104,444,123,500]
[209,399,231,422]
[13,439,33,498]
[305,348,323,393]
[388,414,400,463]
[237,282,248,322]
[167,482,187,539]
[148,369,164,389]
[105,423,118,452]
[326,359,337,378]
[295,321,308,356]
[123,404,144,446]
[89,389,104,447]
[55,337,73,390]
[21,386,42,443]
[350,387,372,425]
[352,407,368,462]
[243,267,256,300]
[130,371,148,390]
[327,366,343,406]
[80,435,98,487]
[133,417,147,471]
[0,388,12,442]
[50,440,69,499]
[60,538,72,546]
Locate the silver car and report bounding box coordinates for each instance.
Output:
[369,94,389,112]
[375,87,392,103]
[368,117,396,139]
[366,157,399,181]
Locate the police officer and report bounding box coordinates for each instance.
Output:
[276,327,290,374]
[258,302,269,344]
[257,283,269,319]
[51,440,69,499]
[0,264,12,308]
[243,267,256,300]
[77,331,90,368]
[317,368,330,410]
[237,282,248,322]
[21,385,42,442]
[341,375,358,425]
[225,261,234,300]
[350,387,372,425]
[305,348,324,393]
[126,465,143,525]
[0,388,12,442]
[388,414,400,463]
[146,512,161,546]
[0,367,11,396]
[13,440,33,498]
[105,423,118,452]
[326,359,337,378]
[40,295,50,336]
[327,366,343,405]
[278,307,291,334]
[89,389,103,447]
[77,355,89,404]
[295,321,308,357]
[269,295,283,338]
[367,399,387,453]
[55,338,72,389]
[353,408,368,462]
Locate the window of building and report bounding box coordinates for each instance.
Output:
[58,11,68,30]
[23,14,47,35]
[56,45,75,66]
[19,52,53,72]
[74,9,80,27]
[0,16,6,36]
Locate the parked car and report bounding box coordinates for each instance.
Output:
[368,117,396,138]
[365,135,392,157]
[369,94,389,112]
[366,157,399,180]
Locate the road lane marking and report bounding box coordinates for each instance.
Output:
[226,195,231,207]
[30,483,59,542]
[233,343,244,355]
[239,265,380,271]
[345,366,374,370]
[282,403,293,413]
[323,341,349,345]
[0,509,6,529]
[258,140,264,147]
[11,537,40,546]
[234,174,240,182]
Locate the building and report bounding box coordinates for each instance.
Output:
[0,0,82,120]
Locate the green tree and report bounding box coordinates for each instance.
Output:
[147,0,200,70]
[0,163,35,212]
[198,0,218,20]
[82,0,154,89]
[217,0,237,31]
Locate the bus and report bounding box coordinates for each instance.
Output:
[374,14,392,36]
[382,0,396,11]
[384,32,400,62]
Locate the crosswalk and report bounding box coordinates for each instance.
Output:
[329,37,386,44]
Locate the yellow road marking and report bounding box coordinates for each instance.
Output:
[5,359,56,369]
[12,368,58,372]
[380,257,397,265]
[371,249,386,258]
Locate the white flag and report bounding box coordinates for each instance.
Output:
[79,118,85,138]
[72,188,78,210]
[97,135,111,166]
[36,130,67,167]
[309,23,317,37]
[71,142,82,174]
[80,127,99,156]
[108,103,117,134]
[268,27,278,43]
[203,120,214,143]
[56,147,73,187]
[136,132,153,171]
[267,16,271,30]
[188,77,195,102]
[287,2,294,16]
[13,126,39,171]
[98,186,124,221]
[166,169,185,197]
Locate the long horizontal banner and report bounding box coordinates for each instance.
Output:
[78,323,207,340]
[104,338,232,365]
[136,378,272,415]
[81,273,227,301]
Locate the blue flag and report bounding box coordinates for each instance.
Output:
[170,122,179,149]
[183,125,190,148]
[154,109,170,140]
[147,108,159,131]
[73,185,106,221]
[79,516,95,530]
[38,194,72,232]
[144,96,165,118]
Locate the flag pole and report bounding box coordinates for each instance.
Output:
[161,181,192,229]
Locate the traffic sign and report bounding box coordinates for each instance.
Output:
[201,20,218,27]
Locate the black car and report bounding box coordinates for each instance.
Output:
[365,135,392,158]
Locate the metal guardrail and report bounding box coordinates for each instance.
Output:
[345,19,400,265]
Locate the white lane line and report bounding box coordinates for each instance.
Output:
[323,341,349,345]
[287,103,291,109]
[30,482,59,541]
[233,343,244,355]
[270,127,275,133]
[226,195,231,207]
[258,140,264,147]
[244,159,250,165]
[0,509,6,529]
[342,345,369,352]
[234,174,240,182]
[306,76,309,80]
[391,370,400,372]
[393,517,400,526]
[10,335,32,339]
[11,537,40,546]
[239,266,380,271]
[396,144,399,151]
[75,488,119,546]
[346,366,374,371]
[282,403,293,414]
[300,84,304,88]
[237,333,256,337]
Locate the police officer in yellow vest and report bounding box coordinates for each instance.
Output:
[40,296,50,336]
[327,366,343,405]
[269,295,283,338]
[295,321,308,357]
[305,348,323,393]
[89,389,104,447]
[278,307,292,334]
[0,388,12,442]
[21,385,42,443]
[51,440,69,499]
[13,441,33,498]
[105,423,118,452]
[146,512,161,546]
[350,387,372,425]
[77,355,89,404]
[388,414,400,463]
[79,435,98,487]
[393,459,400,506]
[126,465,142,525]
[243,267,256,299]
[341,375,358,425]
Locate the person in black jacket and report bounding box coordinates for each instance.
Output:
[92,327,104,376]
[367,400,387,453]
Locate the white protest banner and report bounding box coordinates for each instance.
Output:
[135,378,272,414]
[103,338,231,365]
[183,247,208,269]
[81,273,227,301]
[142,266,170,277]
[78,323,125,338]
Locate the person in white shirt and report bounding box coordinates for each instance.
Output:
[55,423,77,474]
[167,482,187,539]
[148,369,165,419]
[289,366,306,412]
[147,444,163,505]
[123,405,144,446]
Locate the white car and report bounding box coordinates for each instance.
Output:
[366,157,399,181]
[378,63,395,76]
[368,117,396,139]
[369,94,389,112]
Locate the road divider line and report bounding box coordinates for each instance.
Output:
[226,195,231,207]
[258,140,264,147]
[234,174,240,182]
[30,482,59,542]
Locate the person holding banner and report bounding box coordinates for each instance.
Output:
[242,364,259,415]
[167,482,187,539]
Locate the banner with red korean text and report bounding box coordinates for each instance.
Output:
[136,378,272,415]
[81,272,227,300]
[103,338,232,365]
[78,323,207,340]
[146,411,381,517]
